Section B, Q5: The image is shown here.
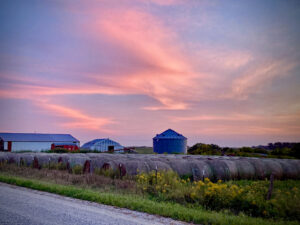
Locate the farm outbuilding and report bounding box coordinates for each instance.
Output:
[0,133,80,152]
[81,138,124,152]
[153,129,187,154]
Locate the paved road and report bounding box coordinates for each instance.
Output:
[0,183,187,225]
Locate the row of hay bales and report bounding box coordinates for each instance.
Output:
[1,152,300,180]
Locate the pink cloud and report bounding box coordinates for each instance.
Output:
[192,47,253,71]
[228,60,296,99]
[87,9,201,110]
[142,0,183,6]
[170,113,263,122]
[36,101,113,131]
[1,9,202,110]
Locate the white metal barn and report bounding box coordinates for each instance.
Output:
[0,133,80,152]
[81,138,124,152]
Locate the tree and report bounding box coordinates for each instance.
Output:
[291,143,300,159]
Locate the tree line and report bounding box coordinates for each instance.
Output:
[188,142,300,159]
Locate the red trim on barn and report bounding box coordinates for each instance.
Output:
[8,141,12,152]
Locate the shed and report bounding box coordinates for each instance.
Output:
[153,129,187,154]
[0,133,80,152]
[81,138,124,152]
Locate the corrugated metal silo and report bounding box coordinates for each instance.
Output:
[153,129,187,154]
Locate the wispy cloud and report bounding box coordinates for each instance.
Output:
[88,9,200,110]
[37,101,113,131]
[228,60,296,99]
[170,113,262,122]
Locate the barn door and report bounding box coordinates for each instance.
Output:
[108,145,114,152]
[8,141,12,152]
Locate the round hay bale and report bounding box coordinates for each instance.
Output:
[89,155,114,172]
[262,159,283,179]
[5,153,21,165]
[9,153,29,166]
[0,153,12,163]
[20,154,35,166]
[57,154,70,164]
[189,160,214,181]
[222,160,239,180]
[235,159,256,179]
[101,160,126,177]
[276,159,298,179]
[33,156,40,169]
[247,158,268,179]
[120,159,151,175]
[167,159,193,176]
[33,154,52,167]
[68,155,90,168]
[145,160,172,172]
[0,153,7,163]
[206,160,231,181]
[287,160,300,179]
[83,160,91,173]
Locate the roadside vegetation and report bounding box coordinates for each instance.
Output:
[136,171,300,221]
[0,161,299,225]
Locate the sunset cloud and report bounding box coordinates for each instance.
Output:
[37,101,113,131]
[87,9,200,110]
[229,60,297,99]
[1,0,299,146]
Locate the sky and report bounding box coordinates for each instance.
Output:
[0,0,300,147]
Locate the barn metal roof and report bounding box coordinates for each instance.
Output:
[0,133,79,142]
[153,129,187,140]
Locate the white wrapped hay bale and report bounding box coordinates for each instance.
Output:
[234,159,256,179]
[205,159,232,180]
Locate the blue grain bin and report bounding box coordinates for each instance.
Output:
[153,129,187,154]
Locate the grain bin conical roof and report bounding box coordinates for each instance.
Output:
[153,129,186,140]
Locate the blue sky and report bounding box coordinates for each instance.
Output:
[1,0,300,147]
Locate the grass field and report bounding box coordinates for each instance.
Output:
[134,146,153,154]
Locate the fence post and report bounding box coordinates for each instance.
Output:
[119,163,123,179]
[155,165,158,184]
[267,173,274,200]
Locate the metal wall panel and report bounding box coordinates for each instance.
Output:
[4,141,79,152]
[153,138,187,154]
